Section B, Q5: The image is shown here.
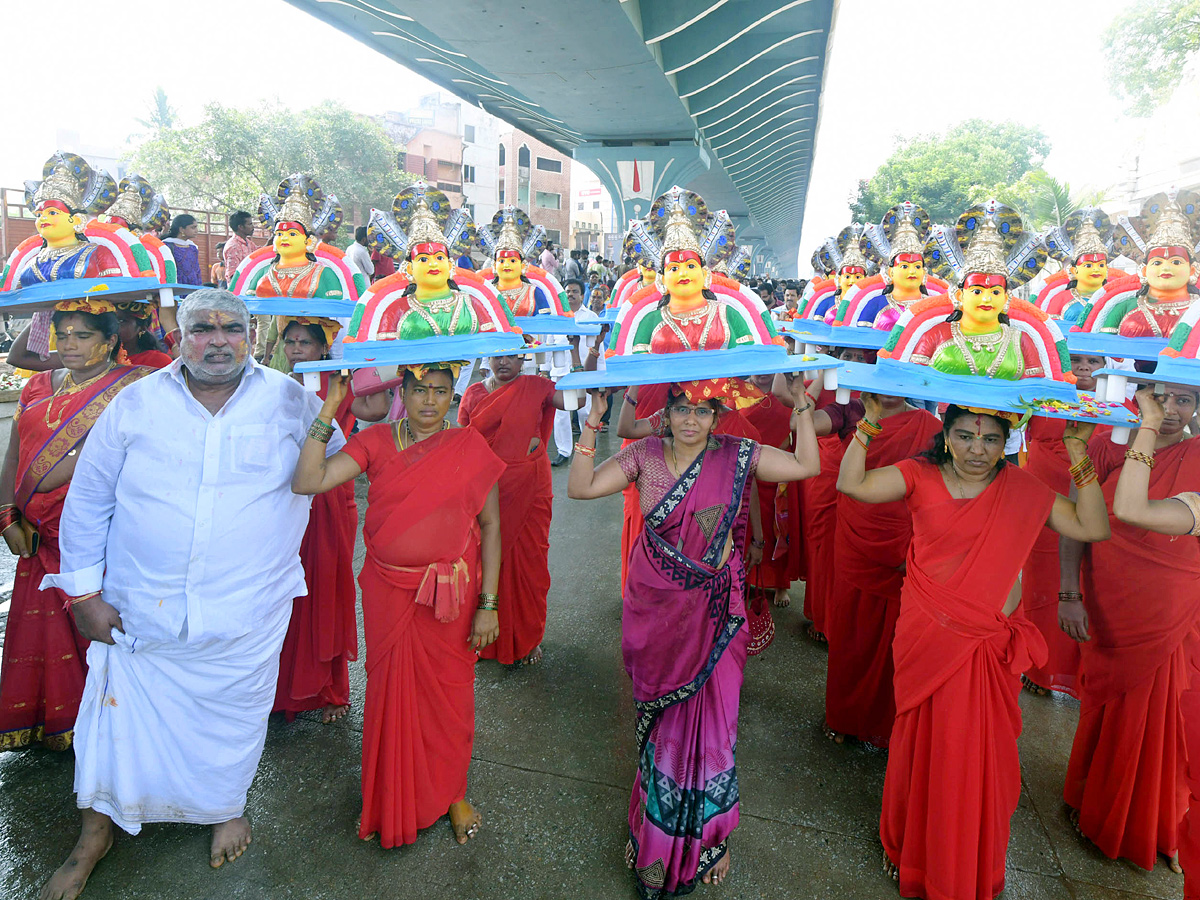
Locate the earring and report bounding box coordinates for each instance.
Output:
[703,269,713,289]
[654,276,665,295]
[951,291,962,310]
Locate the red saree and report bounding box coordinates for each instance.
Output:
[1064,436,1200,870]
[1184,687,1200,898]
[744,393,804,589]
[824,409,940,747]
[1019,413,1124,694]
[342,423,503,848]
[274,374,359,717]
[882,458,1054,900]
[800,391,862,635]
[0,366,149,751]
[458,375,556,663]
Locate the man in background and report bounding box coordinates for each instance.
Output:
[345,226,375,281]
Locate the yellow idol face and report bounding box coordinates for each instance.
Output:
[889,258,925,293]
[412,249,451,293]
[35,204,82,247]
[959,284,1007,329]
[1070,258,1108,294]
[638,263,656,284]
[663,257,706,303]
[1144,253,1193,293]
[273,227,309,262]
[495,254,524,286]
[838,267,866,294]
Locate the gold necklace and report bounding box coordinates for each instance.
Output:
[44,363,116,428]
[397,416,448,450]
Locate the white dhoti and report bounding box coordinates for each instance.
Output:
[72,599,292,834]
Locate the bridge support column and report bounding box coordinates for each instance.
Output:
[573,140,710,232]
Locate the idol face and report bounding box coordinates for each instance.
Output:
[663,257,706,304]
[412,249,452,294]
[958,283,1007,331]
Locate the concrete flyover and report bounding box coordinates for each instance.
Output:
[286,0,839,275]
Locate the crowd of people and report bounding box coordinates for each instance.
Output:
[0,173,1197,900]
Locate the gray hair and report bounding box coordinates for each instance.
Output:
[177,289,250,334]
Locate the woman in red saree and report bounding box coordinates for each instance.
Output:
[1060,383,1200,873]
[273,318,387,722]
[292,364,504,848]
[1020,354,1117,696]
[458,350,581,665]
[798,348,867,642]
[570,377,819,896]
[1111,387,1200,891]
[838,403,1109,900]
[823,394,940,747]
[744,373,805,612]
[0,302,150,751]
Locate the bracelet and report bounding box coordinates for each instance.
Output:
[63,590,101,612]
[571,365,584,372]
[792,402,813,415]
[584,420,603,432]
[853,433,871,452]
[574,443,596,458]
[307,419,334,443]
[478,592,499,612]
[1063,435,1088,446]
[1069,455,1097,489]
[857,418,883,438]
[0,506,20,531]
[625,395,637,407]
[1058,591,1084,602]
[750,538,765,549]
[588,346,600,357]
[1138,425,1160,435]
[1124,448,1156,469]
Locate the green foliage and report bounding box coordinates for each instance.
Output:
[849,119,1052,226]
[1001,170,1109,230]
[128,99,412,224]
[1103,0,1200,116]
[136,86,176,134]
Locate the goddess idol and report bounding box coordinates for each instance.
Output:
[912,201,1048,379]
[478,207,566,316]
[346,182,512,344]
[611,187,776,354]
[233,173,363,301]
[1038,208,1117,322]
[1,153,122,291]
[1081,190,1199,338]
[854,202,934,331]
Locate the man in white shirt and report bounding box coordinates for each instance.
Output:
[38,290,342,898]
[345,226,375,281]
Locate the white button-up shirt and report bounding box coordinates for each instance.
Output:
[42,358,343,643]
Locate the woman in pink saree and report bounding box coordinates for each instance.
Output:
[568,377,819,897]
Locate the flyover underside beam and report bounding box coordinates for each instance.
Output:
[572,142,711,232]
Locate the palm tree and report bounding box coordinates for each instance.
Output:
[1004,171,1109,230]
[136,87,177,134]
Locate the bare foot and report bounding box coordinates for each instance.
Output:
[805,622,827,644]
[701,847,731,885]
[1067,806,1083,837]
[625,839,636,870]
[1167,850,1183,874]
[882,848,899,881]
[520,645,543,666]
[321,703,350,724]
[822,721,846,744]
[1020,675,1049,696]
[449,800,481,845]
[210,817,252,868]
[38,809,113,900]
[772,589,791,608]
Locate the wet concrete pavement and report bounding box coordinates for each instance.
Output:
[0,428,1184,899]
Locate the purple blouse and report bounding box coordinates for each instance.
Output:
[614,435,761,515]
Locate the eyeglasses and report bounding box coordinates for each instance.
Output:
[669,405,715,419]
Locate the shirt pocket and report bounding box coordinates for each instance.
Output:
[228,424,284,476]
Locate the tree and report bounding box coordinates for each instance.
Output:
[1001,170,1109,231]
[849,119,1052,226]
[136,87,177,135]
[127,100,413,226]
[1103,0,1200,116]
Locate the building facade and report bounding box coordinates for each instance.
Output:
[497,129,571,248]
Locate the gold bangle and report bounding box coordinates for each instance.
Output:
[574,443,596,458]
[1124,449,1156,469]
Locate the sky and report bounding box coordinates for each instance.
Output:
[0,0,1170,272]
